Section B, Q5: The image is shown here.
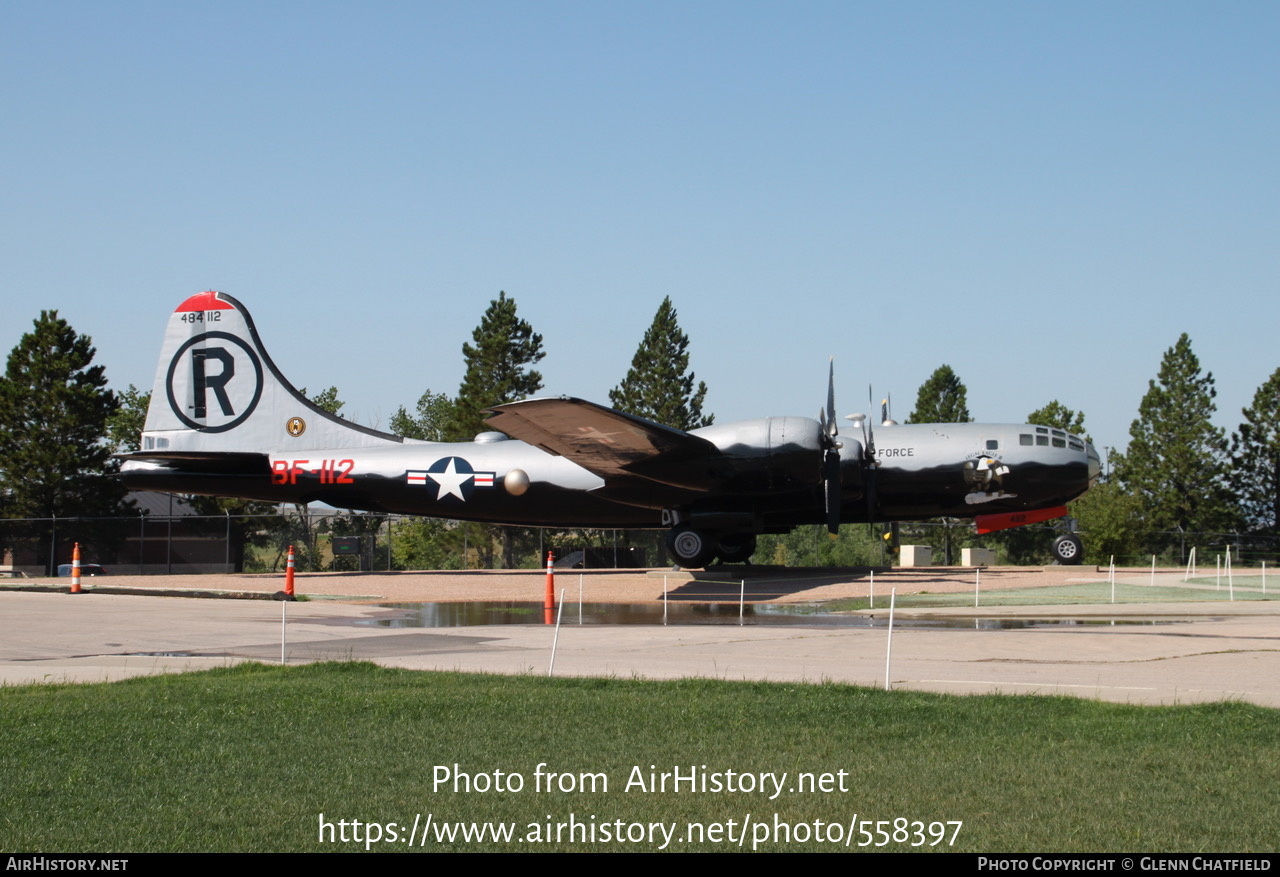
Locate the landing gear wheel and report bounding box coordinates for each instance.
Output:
[1052,534,1083,565]
[665,525,718,568]
[716,534,757,564]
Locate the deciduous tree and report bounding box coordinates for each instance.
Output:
[301,386,344,416]
[1070,476,1146,564]
[1027,400,1090,442]
[391,389,453,441]
[609,297,712,429]
[908,365,971,423]
[107,385,150,453]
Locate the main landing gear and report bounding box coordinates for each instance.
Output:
[664,525,757,568]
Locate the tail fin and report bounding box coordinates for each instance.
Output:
[140,291,402,454]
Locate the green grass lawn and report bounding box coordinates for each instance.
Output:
[2,663,1276,852]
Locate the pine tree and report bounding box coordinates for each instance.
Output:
[1230,367,1280,534]
[609,297,712,429]
[1117,334,1236,545]
[908,365,972,423]
[0,311,125,520]
[446,292,545,442]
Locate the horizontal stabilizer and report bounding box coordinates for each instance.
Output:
[117,451,271,475]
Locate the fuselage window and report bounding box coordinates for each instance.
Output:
[986,439,999,450]
[1020,434,1033,446]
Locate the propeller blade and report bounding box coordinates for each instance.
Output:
[863,383,879,519]
[824,448,841,535]
[820,359,840,534]
[868,466,878,519]
[865,384,876,457]
[825,358,837,437]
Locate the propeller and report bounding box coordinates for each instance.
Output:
[859,384,881,523]
[822,365,883,535]
[820,359,841,536]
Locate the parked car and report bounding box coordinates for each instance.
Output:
[56,563,108,577]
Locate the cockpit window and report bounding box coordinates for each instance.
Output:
[1020,434,1033,446]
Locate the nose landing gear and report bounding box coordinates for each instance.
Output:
[1052,533,1083,565]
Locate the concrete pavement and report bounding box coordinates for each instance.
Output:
[2,589,1277,706]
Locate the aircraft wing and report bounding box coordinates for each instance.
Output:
[484,397,719,484]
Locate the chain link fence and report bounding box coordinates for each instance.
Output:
[0,511,668,576]
[0,511,1274,576]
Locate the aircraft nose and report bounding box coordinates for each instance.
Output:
[1086,442,1101,485]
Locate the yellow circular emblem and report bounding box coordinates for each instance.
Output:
[286,417,306,437]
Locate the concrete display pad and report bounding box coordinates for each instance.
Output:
[2,567,1276,707]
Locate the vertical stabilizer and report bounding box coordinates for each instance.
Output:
[141,291,402,453]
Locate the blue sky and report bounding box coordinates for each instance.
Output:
[4,1,1277,460]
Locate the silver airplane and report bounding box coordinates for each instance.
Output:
[120,292,1102,567]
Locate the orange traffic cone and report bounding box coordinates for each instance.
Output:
[70,543,82,594]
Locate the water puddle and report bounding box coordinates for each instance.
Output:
[358,602,1178,630]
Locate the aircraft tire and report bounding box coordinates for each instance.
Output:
[716,533,757,564]
[1052,534,1084,565]
[666,525,718,568]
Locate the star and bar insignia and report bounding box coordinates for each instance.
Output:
[405,457,496,502]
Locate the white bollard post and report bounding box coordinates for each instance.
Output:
[548,587,568,677]
[1227,548,1234,601]
[884,588,897,692]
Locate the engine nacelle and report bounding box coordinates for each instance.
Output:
[690,417,825,493]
